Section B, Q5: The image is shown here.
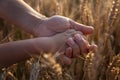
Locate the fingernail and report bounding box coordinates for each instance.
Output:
[67,38,75,45]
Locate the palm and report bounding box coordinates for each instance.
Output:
[35,15,70,37]
[35,15,94,37]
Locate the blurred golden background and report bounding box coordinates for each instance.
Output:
[0,0,120,80]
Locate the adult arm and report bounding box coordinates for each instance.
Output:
[0,0,46,35]
[0,0,94,37]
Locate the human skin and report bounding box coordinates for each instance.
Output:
[0,0,96,66]
[0,0,94,36]
[0,0,94,53]
[0,29,79,69]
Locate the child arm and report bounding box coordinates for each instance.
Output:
[0,29,78,68]
[0,37,53,68]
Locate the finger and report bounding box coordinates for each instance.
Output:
[65,47,72,58]
[67,38,80,58]
[65,29,78,37]
[57,54,72,65]
[69,20,94,35]
[88,44,98,53]
[64,29,83,39]
[74,34,89,55]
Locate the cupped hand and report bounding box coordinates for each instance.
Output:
[34,15,94,37]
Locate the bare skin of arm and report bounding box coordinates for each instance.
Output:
[0,0,46,35]
[0,0,94,37]
[0,37,51,68]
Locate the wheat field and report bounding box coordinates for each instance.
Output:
[0,0,120,80]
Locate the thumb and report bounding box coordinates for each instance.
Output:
[69,20,94,35]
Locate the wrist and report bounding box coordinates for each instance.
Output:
[22,13,47,36]
[33,37,54,54]
[32,16,47,36]
[0,0,47,36]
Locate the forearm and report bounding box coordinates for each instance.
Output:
[0,37,52,68]
[0,0,46,35]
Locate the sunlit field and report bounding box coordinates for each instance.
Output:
[0,0,120,80]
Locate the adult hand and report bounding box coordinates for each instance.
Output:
[34,15,94,37]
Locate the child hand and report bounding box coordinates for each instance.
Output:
[46,29,96,65]
[50,29,81,65]
[50,29,78,52]
[49,29,97,65]
[66,34,97,58]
